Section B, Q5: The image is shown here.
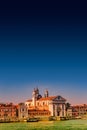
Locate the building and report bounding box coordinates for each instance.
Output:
[0,88,67,120]
[66,107,72,117]
[72,104,87,117]
[25,88,66,117]
[18,103,28,119]
[0,103,17,120]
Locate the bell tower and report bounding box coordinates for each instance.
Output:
[44,89,49,98]
[32,88,39,107]
[36,87,39,98]
[32,88,36,107]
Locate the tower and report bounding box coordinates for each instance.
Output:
[32,88,39,107]
[36,87,39,98]
[32,88,36,107]
[44,89,49,98]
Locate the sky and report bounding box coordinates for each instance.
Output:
[0,1,87,105]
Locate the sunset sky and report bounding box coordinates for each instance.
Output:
[0,2,87,105]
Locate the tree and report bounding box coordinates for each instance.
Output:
[65,102,71,111]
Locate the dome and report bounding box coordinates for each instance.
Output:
[37,94,42,99]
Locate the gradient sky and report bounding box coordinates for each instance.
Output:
[0,2,87,105]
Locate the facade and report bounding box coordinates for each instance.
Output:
[72,104,87,117]
[0,103,17,120]
[18,103,28,119]
[66,107,72,117]
[0,88,67,120]
[25,88,66,117]
[1,88,87,120]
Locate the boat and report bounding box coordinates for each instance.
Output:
[27,117,38,122]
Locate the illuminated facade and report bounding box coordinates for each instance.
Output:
[25,88,66,117]
[0,103,17,120]
[72,104,87,117]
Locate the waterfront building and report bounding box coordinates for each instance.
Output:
[72,104,87,117]
[25,88,66,117]
[66,107,72,117]
[18,103,28,119]
[0,103,17,120]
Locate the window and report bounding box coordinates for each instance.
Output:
[22,108,24,111]
[43,102,45,106]
[37,102,39,106]
[22,115,24,118]
[29,104,31,106]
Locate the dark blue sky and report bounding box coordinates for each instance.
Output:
[0,1,87,104]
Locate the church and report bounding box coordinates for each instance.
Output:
[24,88,66,117]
